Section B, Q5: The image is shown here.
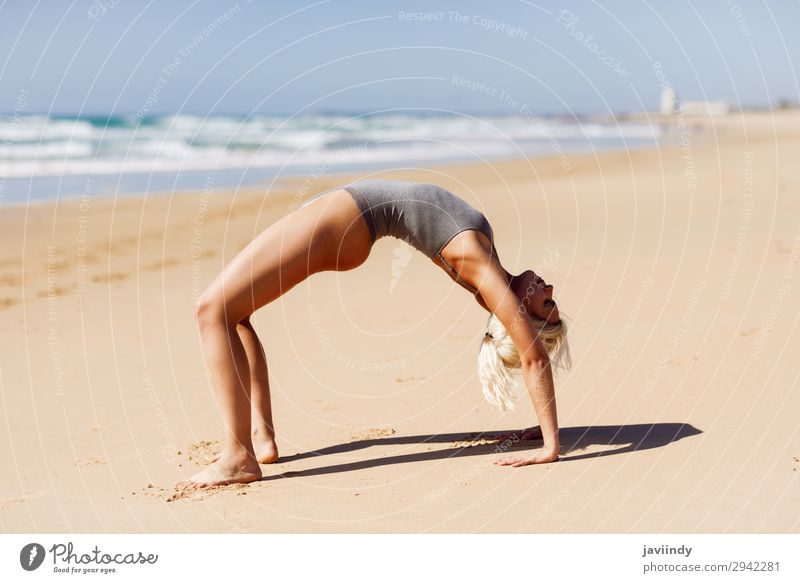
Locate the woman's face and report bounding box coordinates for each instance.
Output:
[516,269,559,324]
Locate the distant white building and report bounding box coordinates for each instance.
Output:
[660,87,678,116]
[681,101,731,116]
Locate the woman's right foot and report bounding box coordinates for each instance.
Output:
[176,451,262,490]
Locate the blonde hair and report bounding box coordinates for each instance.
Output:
[477,312,572,411]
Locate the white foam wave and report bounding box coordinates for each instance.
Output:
[0,113,661,178]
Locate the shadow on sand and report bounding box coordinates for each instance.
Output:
[260,422,701,482]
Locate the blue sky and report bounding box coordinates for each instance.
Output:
[0,0,798,116]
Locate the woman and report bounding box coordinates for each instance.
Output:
[177,179,572,490]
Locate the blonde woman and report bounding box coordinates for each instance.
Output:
[177,179,572,490]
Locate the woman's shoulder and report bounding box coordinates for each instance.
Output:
[439,227,495,264]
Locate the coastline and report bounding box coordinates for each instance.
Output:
[0,106,745,212]
[1,109,799,532]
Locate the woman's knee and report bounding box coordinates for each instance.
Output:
[195,289,253,331]
[195,292,220,331]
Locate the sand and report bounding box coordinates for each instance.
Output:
[1,110,799,533]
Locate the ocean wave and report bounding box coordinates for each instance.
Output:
[0,113,661,178]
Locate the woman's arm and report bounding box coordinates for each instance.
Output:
[466,259,560,465]
[494,359,559,465]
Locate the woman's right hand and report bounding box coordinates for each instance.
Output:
[493,426,543,443]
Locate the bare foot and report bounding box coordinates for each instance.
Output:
[252,435,279,464]
[207,433,278,465]
[176,453,261,490]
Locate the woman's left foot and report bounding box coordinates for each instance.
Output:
[207,433,278,465]
[176,453,262,490]
[251,426,279,464]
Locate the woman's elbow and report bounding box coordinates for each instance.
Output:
[521,355,550,372]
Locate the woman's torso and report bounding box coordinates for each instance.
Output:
[342,179,494,258]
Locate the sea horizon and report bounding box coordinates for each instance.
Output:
[0,111,663,205]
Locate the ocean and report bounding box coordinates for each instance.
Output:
[0,112,662,205]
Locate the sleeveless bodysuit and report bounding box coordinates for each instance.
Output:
[301,179,494,295]
[342,179,494,256]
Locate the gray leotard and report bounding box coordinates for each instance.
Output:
[299,179,494,295]
[342,179,494,258]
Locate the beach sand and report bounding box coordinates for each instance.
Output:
[1,110,799,533]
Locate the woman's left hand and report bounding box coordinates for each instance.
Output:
[493,447,559,467]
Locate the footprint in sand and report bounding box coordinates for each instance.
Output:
[395,375,426,383]
[0,273,21,287]
[0,491,45,509]
[350,427,396,442]
[143,258,181,271]
[75,456,106,467]
[0,297,18,309]
[36,286,70,298]
[91,272,128,283]
[163,482,251,502]
[129,479,253,503]
[107,237,139,253]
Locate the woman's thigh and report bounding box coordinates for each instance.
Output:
[201,189,372,324]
